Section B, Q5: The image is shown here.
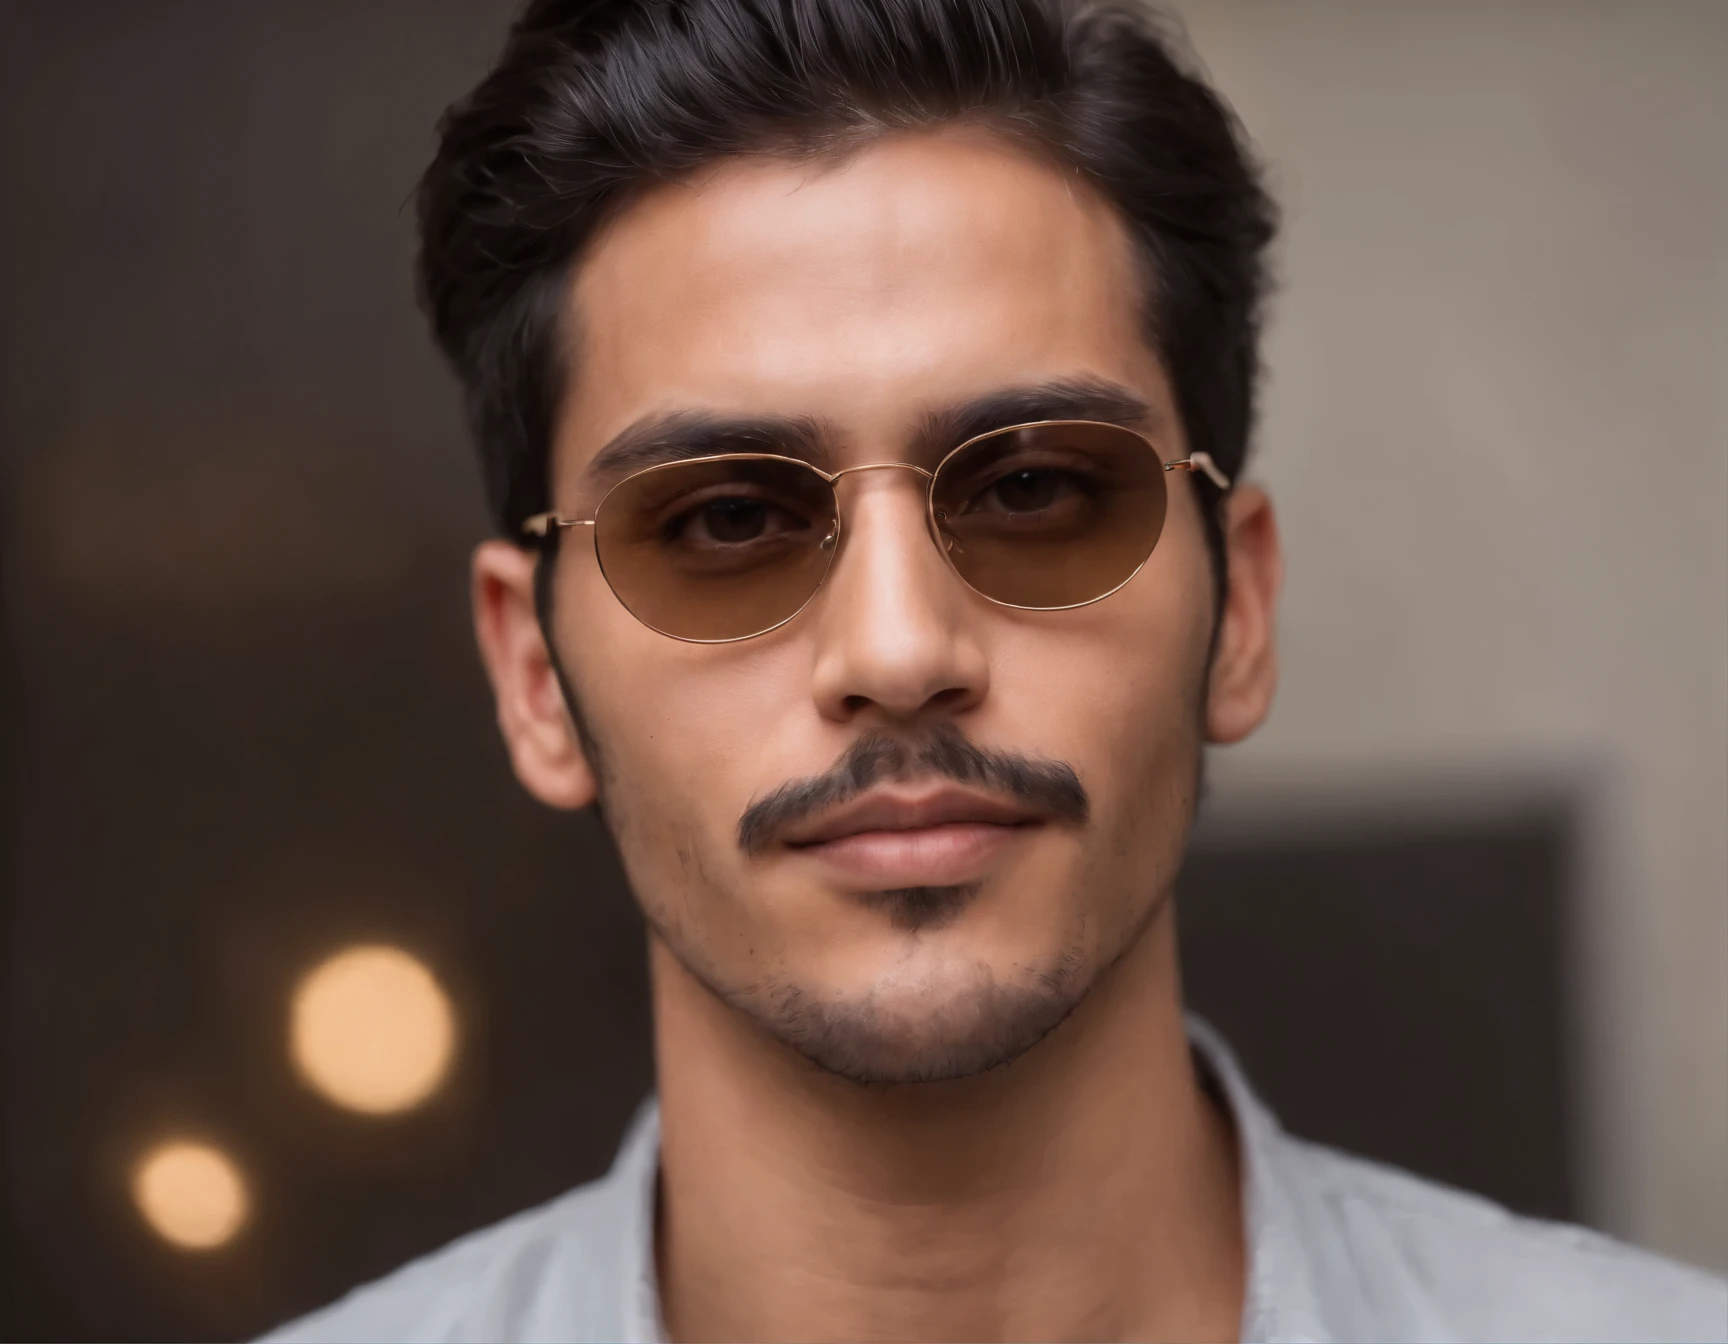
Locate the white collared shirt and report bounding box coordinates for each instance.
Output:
[266,1020,1727,1343]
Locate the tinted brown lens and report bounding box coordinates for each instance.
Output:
[930,422,1167,608]
[594,455,838,640]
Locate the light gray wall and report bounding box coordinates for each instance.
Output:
[1173,0,1727,1271]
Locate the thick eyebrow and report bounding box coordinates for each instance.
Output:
[919,378,1156,456]
[578,377,1151,497]
[581,411,832,494]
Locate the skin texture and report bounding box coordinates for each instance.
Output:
[473,129,1282,1342]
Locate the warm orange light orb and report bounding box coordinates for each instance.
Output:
[290,944,455,1114]
[132,1141,248,1250]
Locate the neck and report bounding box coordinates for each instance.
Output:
[650,912,1245,1343]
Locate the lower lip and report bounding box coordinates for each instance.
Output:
[789,821,1033,886]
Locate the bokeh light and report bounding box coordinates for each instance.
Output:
[290,944,455,1114]
[132,1142,248,1250]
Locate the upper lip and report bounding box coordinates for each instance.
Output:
[782,786,1045,848]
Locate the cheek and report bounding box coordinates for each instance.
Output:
[979,507,1213,903]
[992,508,1213,757]
[559,575,809,873]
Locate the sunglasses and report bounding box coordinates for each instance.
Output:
[523,419,1230,643]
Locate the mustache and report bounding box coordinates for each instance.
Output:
[737,723,1090,856]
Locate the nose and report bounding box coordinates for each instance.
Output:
[809,468,990,725]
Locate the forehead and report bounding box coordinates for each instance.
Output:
[558,129,1157,467]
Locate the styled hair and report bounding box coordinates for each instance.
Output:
[417,0,1276,581]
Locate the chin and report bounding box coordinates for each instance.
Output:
[742,942,1094,1086]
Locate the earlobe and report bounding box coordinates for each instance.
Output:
[471,540,599,810]
[1204,486,1282,746]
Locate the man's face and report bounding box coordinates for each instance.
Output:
[476,130,1279,1084]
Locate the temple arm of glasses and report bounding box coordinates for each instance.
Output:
[521,514,595,538]
[1164,452,1231,490]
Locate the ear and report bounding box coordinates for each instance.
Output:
[1204,485,1282,745]
[471,540,598,810]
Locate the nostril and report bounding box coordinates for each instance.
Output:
[837,685,971,718]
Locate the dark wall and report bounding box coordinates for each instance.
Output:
[1180,811,1575,1227]
[0,5,1573,1339]
[0,5,652,1337]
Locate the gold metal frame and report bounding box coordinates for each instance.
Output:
[521,419,1232,643]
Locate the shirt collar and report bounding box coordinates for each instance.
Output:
[1185,1015,1331,1343]
[605,1016,1327,1344]
[604,1097,663,1344]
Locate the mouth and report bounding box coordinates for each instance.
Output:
[780,787,1045,887]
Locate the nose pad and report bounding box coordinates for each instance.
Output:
[931,509,962,556]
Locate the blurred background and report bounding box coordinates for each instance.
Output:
[1,0,1723,1338]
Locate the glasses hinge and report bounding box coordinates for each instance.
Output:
[1164,452,1232,490]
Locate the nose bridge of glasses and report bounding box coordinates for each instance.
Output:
[823,459,942,547]
[826,460,936,485]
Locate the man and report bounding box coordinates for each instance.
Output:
[271,0,1727,1339]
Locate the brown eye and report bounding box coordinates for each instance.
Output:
[964,466,1091,518]
[986,468,1064,513]
[665,493,814,549]
[696,497,770,543]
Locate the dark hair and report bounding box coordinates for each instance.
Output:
[417,0,1276,585]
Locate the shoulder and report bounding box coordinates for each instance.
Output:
[1285,1136,1728,1343]
[258,1173,635,1344]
